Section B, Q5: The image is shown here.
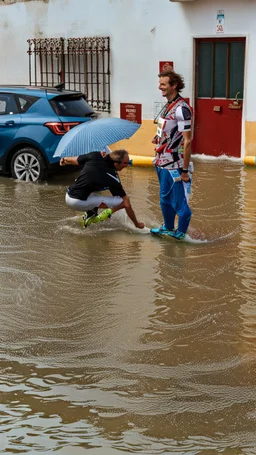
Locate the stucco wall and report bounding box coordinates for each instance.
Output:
[0,0,255,157]
[0,0,191,119]
[0,0,48,4]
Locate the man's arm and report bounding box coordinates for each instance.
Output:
[181,130,192,182]
[122,195,144,229]
[60,156,79,166]
[176,105,193,182]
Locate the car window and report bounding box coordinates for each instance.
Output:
[15,94,39,113]
[0,93,18,115]
[50,95,96,118]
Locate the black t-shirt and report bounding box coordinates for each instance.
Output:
[67,152,127,201]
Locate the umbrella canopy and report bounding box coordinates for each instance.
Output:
[53,117,141,158]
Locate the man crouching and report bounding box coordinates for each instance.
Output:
[60,149,144,229]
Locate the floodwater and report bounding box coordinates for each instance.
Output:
[0,159,255,455]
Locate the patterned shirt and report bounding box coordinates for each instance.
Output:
[153,94,192,169]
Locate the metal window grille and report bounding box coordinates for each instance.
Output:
[27,37,111,112]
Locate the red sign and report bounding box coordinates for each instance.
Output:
[120,103,142,124]
[159,61,174,73]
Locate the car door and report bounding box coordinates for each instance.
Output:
[0,93,21,164]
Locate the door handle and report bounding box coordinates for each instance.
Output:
[5,120,15,126]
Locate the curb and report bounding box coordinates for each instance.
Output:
[244,156,256,166]
[128,155,256,167]
[129,155,153,167]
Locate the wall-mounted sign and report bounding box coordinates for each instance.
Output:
[120,103,142,124]
[216,10,225,34]
[153,100,167,123]
[159,61,174,73]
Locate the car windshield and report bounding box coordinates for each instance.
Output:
[50,94,96,118]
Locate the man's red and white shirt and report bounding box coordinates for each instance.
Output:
[153,95,192,170]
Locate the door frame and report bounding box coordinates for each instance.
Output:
[191,35,248,159]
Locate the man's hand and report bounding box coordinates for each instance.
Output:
[59,156,79,166]
[181,172,190,183]
[135,222,145,229]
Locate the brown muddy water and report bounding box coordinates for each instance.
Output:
[0,159,255,455]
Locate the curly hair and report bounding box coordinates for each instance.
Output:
[158,70,185,92]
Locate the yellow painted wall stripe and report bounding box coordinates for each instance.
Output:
[244,156,256,166]
[113,120,256,167]
[129,155,154,167]
[128,155,256,167]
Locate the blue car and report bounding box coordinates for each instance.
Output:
[0,85,97,182]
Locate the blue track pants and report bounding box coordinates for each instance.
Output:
[155,167,192,233]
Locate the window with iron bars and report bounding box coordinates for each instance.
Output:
[27,37,111,112]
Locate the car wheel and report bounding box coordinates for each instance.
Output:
[11,148,47,182]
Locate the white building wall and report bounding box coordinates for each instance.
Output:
[0,0,191,119]
[178,0,256,122]
[0,0,255,120]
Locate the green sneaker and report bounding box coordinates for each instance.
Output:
[93,208,112,224]
[82,208,98,228]
[83,214,97,228]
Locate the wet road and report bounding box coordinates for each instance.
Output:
[0,159,255,454]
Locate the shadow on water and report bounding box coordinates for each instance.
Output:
[0,160,255,454]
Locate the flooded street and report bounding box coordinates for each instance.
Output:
[0,159,255,455]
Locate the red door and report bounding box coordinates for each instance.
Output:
[193,38,245,158]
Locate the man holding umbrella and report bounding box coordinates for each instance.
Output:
[60,149,145,229]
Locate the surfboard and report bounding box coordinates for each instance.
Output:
[150,230,186,241]
[150,229,210,244]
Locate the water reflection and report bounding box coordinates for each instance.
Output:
[238,167,256,350]
[0,160,255,454]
